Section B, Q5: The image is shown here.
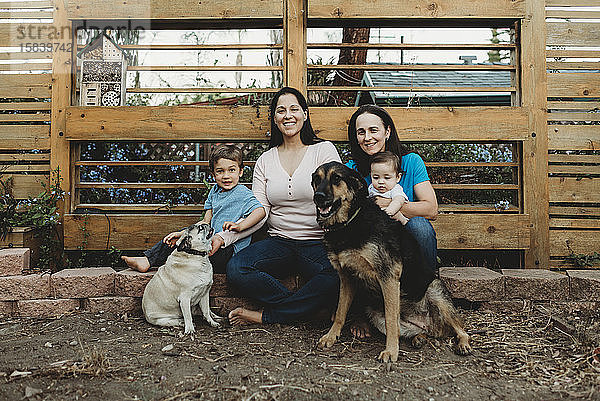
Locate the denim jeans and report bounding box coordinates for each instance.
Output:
[143,238,233,274]
[226,236,340,324]
[404,216,438,275]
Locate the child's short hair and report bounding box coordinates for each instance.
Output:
[209,144,244,172]
[370,151,401,175]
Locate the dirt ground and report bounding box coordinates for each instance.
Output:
[1,304,599,401]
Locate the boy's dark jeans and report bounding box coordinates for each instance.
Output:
[143,238,234,274]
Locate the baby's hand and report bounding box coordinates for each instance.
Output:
[163,230,183,247]
[222,221,241,232]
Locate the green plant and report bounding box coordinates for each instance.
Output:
[565,242,600,267]
[0,168,65,271]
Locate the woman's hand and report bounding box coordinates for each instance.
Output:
[222,221,241,232]
[209,235,225,256]
[163,230,183,247]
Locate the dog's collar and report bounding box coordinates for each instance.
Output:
[180,248,208,257]
[323,206,362,232]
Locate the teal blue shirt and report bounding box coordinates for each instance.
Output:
[204,184,263,253]
[346,153,430,202]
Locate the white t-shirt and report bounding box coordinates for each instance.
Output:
[368,183,408,202]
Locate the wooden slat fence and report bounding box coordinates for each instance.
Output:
[546,0,600,268]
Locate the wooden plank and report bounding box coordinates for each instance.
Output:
[284,0,306,91]
[127,87,279,93]
[63,212,530,250]
[77,182,208,189]
[128,65,282,71]
[308,0,525,19]
[547,22,600,47]
[547,62,600,70]
[521,0,549,268]
[549,164,600,174]
[0,125,50,150]
[309,64,515,71]
[548,154,600,164]
[65,105,530,142]
[0,174,48,199]
[546,50,599,58]
[0,74,51,98]
[66,0,283,19]
[308,43,517,50]
[549,205,600,216]
[550,230,600,257]
[0,153,49,162]
[548,125,600,150]
[547,113,600,122]
[0,11,52,18]
[0,101,51,111]
[0,165,50,173]
[0,23,59,47]
[117,44,283,50]
[309,86,517,92]
[0,113,50,122]
[545,10,600,19]
[548,73,600,98]
[550,218,600,229]
[0,51,52,60]
[549,177,599,203]
[0,62,51,71]
[433,184,519,190]
[0,1,53,8]
[546,0,600,5]
[547,101,600,111]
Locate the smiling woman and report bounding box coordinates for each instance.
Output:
[223,87,343,326]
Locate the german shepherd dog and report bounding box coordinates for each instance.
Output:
[312,162,471,363]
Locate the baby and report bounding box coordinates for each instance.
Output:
[369,151,409,225]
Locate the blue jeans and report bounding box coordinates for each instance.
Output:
[226,236,340,324]
[404,216,438,275]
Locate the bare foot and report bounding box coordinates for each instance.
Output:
[350,319,372,339]
[228,308,263,326]
[121,256,151,273]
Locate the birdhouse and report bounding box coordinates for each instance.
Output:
[77,32,128,106]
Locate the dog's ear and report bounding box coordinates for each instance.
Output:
[344,166,368,198]
[176,235,188,252]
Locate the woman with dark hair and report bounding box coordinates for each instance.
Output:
[224,87,342,325]
[346,104,439,337]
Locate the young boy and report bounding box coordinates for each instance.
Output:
[369,151,409,225]
[122,144,265,273]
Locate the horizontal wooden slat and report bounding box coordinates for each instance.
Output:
[127,87,279,93]
[128,65,282,71]
[0,1,53,8]
[308,0,525,18]
[0,23,57,47]
[549,176,600,203]
[549,205,600,216]
[117,44,283,50]
[0,62,51,71]
[0,174,48,199]
[309,86,516,92]
[77,182,208,189]
[0,51,52,60]
[433,184,519,190]
[0,125,50,150]
[63,212,530,250]
[547,101,600,111]
[0,101,51,111]
[548,154,600,164]
[0,74,51,98]
[547,73,600,98]
[547,22,600,46]
[548,125,600,150]
[308,64,515,71]
[550,218,600,229]
[439,204,520,213]
[76,203,205,212]
[66,0,283,19]
[546,49,599,58]
[546,10,600,19]
[308,43,517,50]
[0,153,49,162]
[547,61,600,70]
[0,113,50,122]
[550,230,600,257]
[66,106,530,142]
[0,10,52,18]
[0,164,50,173]
[549,164,600,174]
[547,112,600,122]
[546,0,600,5]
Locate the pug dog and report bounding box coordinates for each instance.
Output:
[142,223,223,333]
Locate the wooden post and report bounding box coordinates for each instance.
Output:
[520,0,549,268]
[283,0,307,94]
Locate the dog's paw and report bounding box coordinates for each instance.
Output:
[455,341,472,356]
[184,324,196,335]
[318,332,338,349]
[411,333,427,349]
[208,320,221,328]
[377,348,398,363]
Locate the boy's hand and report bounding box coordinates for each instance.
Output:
[373,196,391,209]
[209,235,225,256]
[163,230,183,247]
[222,221,241,232]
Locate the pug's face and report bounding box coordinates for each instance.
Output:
[176,223,214,254]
